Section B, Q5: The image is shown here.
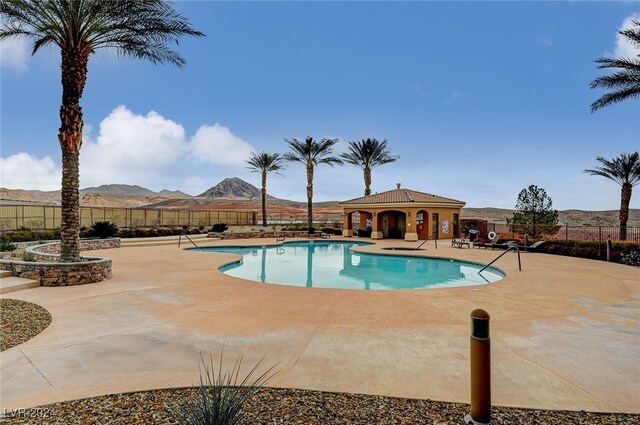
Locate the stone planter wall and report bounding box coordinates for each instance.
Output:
[209,231,317,240]
[0,238,118,287]
[1,258,112,287]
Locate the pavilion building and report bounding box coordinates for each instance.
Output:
[340,183,465,241]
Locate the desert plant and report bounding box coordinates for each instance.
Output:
[211,223,229,233]
[22,252,37,262]
[168,350,277,425]
[0,0,203,261]
[0,239,16,252]
[90,221,118,239]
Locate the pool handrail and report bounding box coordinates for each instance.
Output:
[479,245,521,274]
[178,233,200,250]
[416,236,437,250]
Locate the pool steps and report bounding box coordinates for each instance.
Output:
[0,270,40,294]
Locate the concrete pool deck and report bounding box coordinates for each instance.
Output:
[1,237,638,413]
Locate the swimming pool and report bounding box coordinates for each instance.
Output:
[196,241,504,290]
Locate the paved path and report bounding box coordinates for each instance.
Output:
[1,238,638,412]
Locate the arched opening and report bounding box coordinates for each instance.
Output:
[376,210,407,239]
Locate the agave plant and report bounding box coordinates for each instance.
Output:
[90,221,118,239]
[169,350,277,425]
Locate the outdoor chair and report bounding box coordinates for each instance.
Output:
[516,240,545,251]
[475,235,502,249]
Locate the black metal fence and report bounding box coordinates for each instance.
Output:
[485,223,640,243]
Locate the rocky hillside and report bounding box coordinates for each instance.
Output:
[2,178,639,226]
[197,177,266,199]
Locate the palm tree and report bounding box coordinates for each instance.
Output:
[0,0,203,261]
[284,137,342,232]
[590,19,640,112]
[340,138,398,196]
[585,152,640,240]
[246,152,285,226]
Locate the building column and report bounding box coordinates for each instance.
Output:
[342,211,353,237]
[371,212,383,239]
[404,210,418,241]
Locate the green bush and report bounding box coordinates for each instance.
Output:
[90,221,118,239]
[1,228,60,242]
[211,223,228,233]
[538,240,639,264]
[116,226,203,238]
[0,239,16,252]
[22,252,37,262]
[321,227,342,235]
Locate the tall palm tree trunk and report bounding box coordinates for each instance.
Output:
[59,48,88,261]
[620,183,632,241]
[261,170,267,226]
[363,167,372,196]
[307,164,314,232]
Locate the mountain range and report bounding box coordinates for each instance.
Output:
[1,178,638,226]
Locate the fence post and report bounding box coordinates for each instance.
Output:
[465,309,491,425]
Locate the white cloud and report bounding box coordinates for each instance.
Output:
[80,105,187,187]
[189,123,255,165]
[614,13,640,59]
[444,90,463,105]
[0,153,61,190]
[0,36,29,72]
[537,36,553,48]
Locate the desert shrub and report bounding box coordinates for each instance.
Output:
[168,351,276,425]
[80,225,91,238]
[321,227,342,235]
[211,223,228,233]
[620,250,640,266]
[90,221,118,239]
[1,228,60,242]
[0,239,16,252]
[22,252,37,262]
[116,227,202,238]
[538,240,639,264]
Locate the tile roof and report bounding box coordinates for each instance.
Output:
[340,188,464,206]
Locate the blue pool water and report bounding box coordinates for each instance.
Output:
[196,241,504,290]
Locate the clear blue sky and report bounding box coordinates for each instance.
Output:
[1,1,639,210]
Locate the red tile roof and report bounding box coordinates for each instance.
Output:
[340,188,464,206]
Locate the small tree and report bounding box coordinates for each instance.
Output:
[507,185,560,238]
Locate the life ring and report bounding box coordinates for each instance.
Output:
[488,231,497,240]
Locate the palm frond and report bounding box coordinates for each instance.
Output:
[340,138,398,169]
[590,85,640,111]
[619,19,640,50]
[585,153,640,186]
[0,0,204,66]
[246,152,285,174]
[590,19,640,112]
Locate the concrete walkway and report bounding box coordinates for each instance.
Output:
[1,238,638,412]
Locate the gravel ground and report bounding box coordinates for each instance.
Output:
[1,301,637,424]
[0,298,52,351]
[1,387,637,424]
